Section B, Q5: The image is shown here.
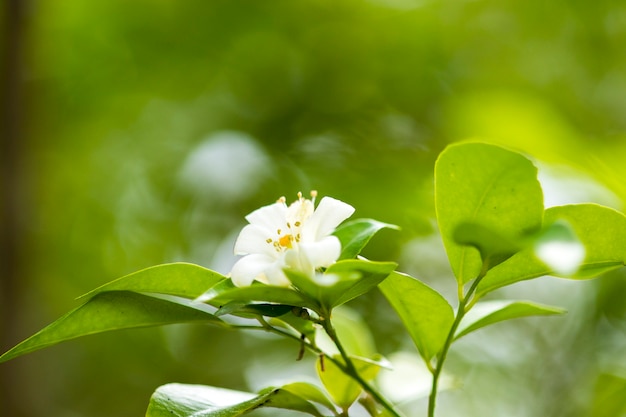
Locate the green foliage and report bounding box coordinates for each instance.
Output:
[454,300,566,340]
[316,355,384,411]
[146,383,325,417]
[80,262,228,299]
[435,142,544,282]
[477,204,626,296]
[5,142,626,417]
[591,374,626,417]
[379,271,454,363]
[0,291,223,363]
[452,222,522,269]
[205,259,396,317]
[334,219,399,260]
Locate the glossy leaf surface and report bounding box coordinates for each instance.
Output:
[81,262,227,300]
[379,271,454,362]
[455,300,566,340]
[0,291,222,363]
[477,204,626,296]
[333,218,399,260]
[435,142,544,283]
[146,383,324,417]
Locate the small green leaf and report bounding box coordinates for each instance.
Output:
[435,142,544,284]
[379,271,454,363]
[283,259,397,315]
[454,300,566,340]
[316,355,385,410]
[146,383,325,417]
[322,259,397,311]
[270,310,317,341]
[80,262,227,300]
[0,291,223,363]
[202,281,320,312]
[333,219,400,260]
[477,204,626,296]
[281,382,337,414]
[215,302,296,318]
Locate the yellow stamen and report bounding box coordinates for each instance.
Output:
[279,234,293,248]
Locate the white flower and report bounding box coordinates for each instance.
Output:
[230,191,355,287]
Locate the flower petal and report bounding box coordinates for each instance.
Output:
[302,197,354,241]
[233,224,277,257]
[264,262,292,287]
[285,249,315,278]
[230,254,276,287]
[300,236,341,268]
[245,202,287,230]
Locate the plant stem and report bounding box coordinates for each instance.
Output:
[237,318,403,416]
[321,319,404,417]
[427,263,488,417]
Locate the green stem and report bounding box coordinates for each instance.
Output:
[321,319,404,417]
[236,317,403,416]
[427,263,488,417]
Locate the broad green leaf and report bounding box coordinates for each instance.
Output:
[454,300,566,340]
[316,355,385,410]
[477,204,626,297]
[281,382,337,414]
[0,291,223,363]
[80,262,227,300]
[286,259,397,314]
[333,218,400,260]
[379,271,454,362]
[435,142,544,283]
[146,383,325,417]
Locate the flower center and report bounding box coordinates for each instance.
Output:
[267,190,318,254]
[278,233,293,249]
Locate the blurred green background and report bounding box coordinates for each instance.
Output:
[2,0,626,416]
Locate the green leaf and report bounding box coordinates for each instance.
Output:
[316,355,385,410]
[214,302,296,318]
[323,259,397,309]
[379,271,454,362]
[477,204,626,297]
[453,221,522,268]
[283,259,396,315]
[0,291,223,363]
[435,142,544,284]
[201,281,321,312]
[454,300,566,340]
[281,382,337,414]
[80,262,227,300]
[333,218,399,260]
[146,383,325,417]
[270,310,317,341]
